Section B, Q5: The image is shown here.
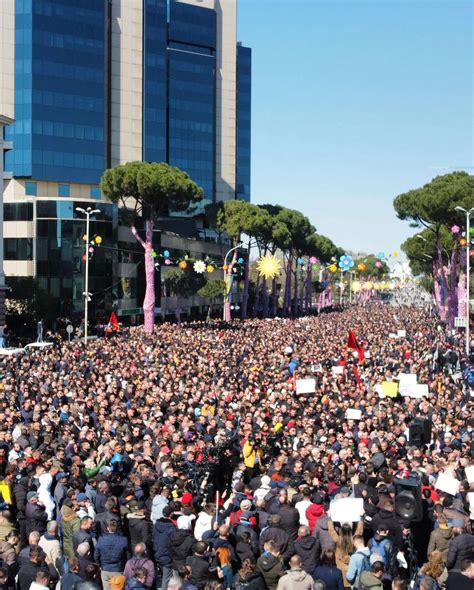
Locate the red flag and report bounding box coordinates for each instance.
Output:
[109,312,120,331]
[347,330,365,362]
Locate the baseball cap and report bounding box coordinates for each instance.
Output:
[76,493,88,502]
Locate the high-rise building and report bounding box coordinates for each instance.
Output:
[1,0,251,321]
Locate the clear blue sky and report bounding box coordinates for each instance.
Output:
[237,0,473,255]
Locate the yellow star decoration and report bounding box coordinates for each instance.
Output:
[256,254,282,280]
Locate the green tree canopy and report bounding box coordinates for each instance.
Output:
[401,226,454,276]
[198,279,226,301]
[100,161,204,219]
[394,171,474,229]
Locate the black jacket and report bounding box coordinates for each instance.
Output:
[127,515,152,549]
[232,571,266,590]
[259,526,290,557]
[17,561,58,590]
[256,554,284,590]
[186,554,210,589]
[294,536,320,573]
[24,502,48,537]
[370,509,403,550]
[168,530,195,569]
[153,518,176,567]
[278,504,300,542]
[446,533,474,571]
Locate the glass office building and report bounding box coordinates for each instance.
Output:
[2,0,251,318]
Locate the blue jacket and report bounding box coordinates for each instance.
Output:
[94,533,129,571]
[313,565,344,590]
[346,549,371,586]
[153,518,176,567]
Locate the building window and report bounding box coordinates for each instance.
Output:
[90,186,101,199]
[4,203,33,221]
[4,238,33,261]
[58,183,70,197]
[25,181,37,196]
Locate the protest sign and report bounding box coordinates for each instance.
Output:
[332,366,344,375]
[296,378,316,394]
[466,465,474,484]
[346,409,362,420]
[398,373,417,396]
[397,329,407,338]
[381,381,398,398]
[329,498,364,523]
[435,472,460,496]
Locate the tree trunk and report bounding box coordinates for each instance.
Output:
[224,250,237,321]
[241,239,251,319]
[447,248,458,328]
[270,278,278,317]
[284,255,292,316]
[132,220,155,333]
[252,272,261,317]
[292,266,299,317]
[262,277,270,317]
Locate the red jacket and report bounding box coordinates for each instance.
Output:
[306,503,325,533]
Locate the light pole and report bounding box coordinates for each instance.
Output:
[76,207,100,344]
[223,243,243,321]
[455,206,474,354]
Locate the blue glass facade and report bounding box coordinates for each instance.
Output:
[168,2,216,201]
[143,0,168,164]
[236,44,251,202]
[5,0,105,184]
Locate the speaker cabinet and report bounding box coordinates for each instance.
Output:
[394,474,423,522]
[409,417,432,447]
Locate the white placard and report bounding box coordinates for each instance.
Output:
[465,465,474,484]
[435,472,461,496]
[295,378,316,394]
[397,329,407,338]
[346,409,362,420]
[374,384,384,398]
[398,373,417,396]
[389,333,398,339]
[403,384,429,399]
[329,498,364,523]
[332,366,344,375]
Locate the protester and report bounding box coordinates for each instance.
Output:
[0,304,471,590]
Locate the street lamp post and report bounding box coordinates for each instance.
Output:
[76,207,100,344]
[223,243,243,321]
[455,206,474,355]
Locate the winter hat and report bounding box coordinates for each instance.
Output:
[26,492,38,502]
[177,515,193,530]
[261,475,271,488]
[240,499,252,511]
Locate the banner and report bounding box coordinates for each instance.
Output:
[381,381,398,398]
[346,409,362,420]
[435,472,461,496]
[465,465,474,484]
[329,498,364,523]
[295,378,316,394]
[398,373,417,396]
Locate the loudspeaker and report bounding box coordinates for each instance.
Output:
[409,417,432,447]
[394,474,423,522]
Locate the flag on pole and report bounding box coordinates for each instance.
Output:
[347,330,365,362]
[108,311,120,331]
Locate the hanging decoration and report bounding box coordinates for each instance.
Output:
[460,238,467,246]
[329,264,338,273]
[206,265,215,273]
[193,260,206,274]
[392,250,399,257]
[375,260,383,269]
[256,254,282,280]
[357,262,367,272]
[309,256,318,264]
[297,257,305,266]
[178,260,187,270]
[338,255,354,271]
[451,225,460,234]
[352,281,362,293]
[376,251,386,261]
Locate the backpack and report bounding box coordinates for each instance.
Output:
[358,552,371,575]
[368,538,390,568]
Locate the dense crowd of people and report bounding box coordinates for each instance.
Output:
[0,304,472,590]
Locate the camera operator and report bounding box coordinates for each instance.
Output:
[243,432,263,484]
